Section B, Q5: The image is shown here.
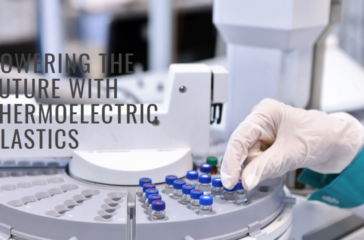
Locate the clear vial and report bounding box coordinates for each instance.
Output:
[234,181,248,205]
[173,189,183,199]
[211,177,224,197]
[180,184,195,205]
[199,195,213,215]
[181,194,191,204]
[146,194,161,214]
[173,179,186,199]
[223,187,235,202]
[186,170,199,186]
[144,189,159,208]
[190,199,200,209]
[136,178,152,197]
[199,205,213,215]
[151,210,165,221]
[151,200,166,221]
[164,175,177,196]
[198,184,212,195]
[165,185,174,196]
[211,187,224,197]
[189,189,203,210]
[198,174,212,195]
[142,183,156,201]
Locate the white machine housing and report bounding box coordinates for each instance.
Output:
[213,0,332,137]
[0,64,228,185]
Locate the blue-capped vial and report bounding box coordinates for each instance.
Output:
[137,178,152,197]
[147,194,162,214]
[234,181,248,205]
[142,183,156,201]
[189,189,204,209]
[211,177,224,197]
[165,175,178,196]
[172,179,186,199]
[144,188,159,208]
[151,200,166,221]
[223,186,235,203]
[186,171,199,186]
[198,174,212,195]
[180,184,195,205]
[199,195,213,215]
[200,164,212,175]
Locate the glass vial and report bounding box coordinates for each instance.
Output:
[147,194,162,215]
[199,195,213,215]
[180,184,195,205]
[173,179,186,199]
[151,200,166,221]
[137,178,152,197]
[198,174,212,195]
[164,175,177,196]
[223,187,235,202]
[144,188,159,208]
[234,181,248,205]
[211,177,224,197]
[186,170,199,186]
[142,183,156,201]
[189,189,203,210]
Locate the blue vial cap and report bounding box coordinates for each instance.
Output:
[173,179,186,189]
[143,183,156,192]
[182,184,195,194]
[186,170,199,180]
[145,188,159,197]
[190,189,204,199]
[200,164,212,174]
[199,174,211,184]
[223,186,235,192]
[212,177,223,187]
[165,175,178,185]
[234,181,244,191]
[199,195,213,206]
[152,200,166,211]
[139,178,152,187]
[148,194,162,204]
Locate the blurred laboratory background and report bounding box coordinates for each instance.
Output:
[0,0,364,115]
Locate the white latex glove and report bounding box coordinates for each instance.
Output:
[221,99,364,191]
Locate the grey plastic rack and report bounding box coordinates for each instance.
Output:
[0,160,290,240]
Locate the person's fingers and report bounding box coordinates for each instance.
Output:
[241,143,285,191]
[221,98,282,190]
[221,123,262,189]
[221,120,275,189]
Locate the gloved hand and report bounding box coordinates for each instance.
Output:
[221,99,364,191]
